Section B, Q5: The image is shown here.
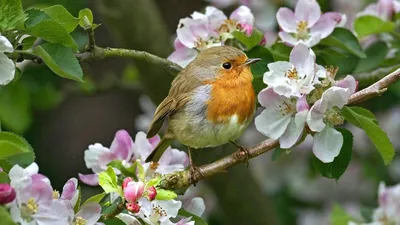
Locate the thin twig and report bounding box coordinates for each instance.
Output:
[159,68,400,190]
[76,46,182,75]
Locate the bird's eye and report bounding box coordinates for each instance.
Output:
[222,62,232,69]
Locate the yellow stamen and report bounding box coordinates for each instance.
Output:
[286,68,298,80]
[52,190,60,199]
[296,20,309,40]
[326,109,344,126]
[26,198,38,214]
[74,216,87,225]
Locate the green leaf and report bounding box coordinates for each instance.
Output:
[360,207,374,223]
[269,42,291,61]
[319,48,359,75]
[233,28,263,50]
[25,8,50,27]
[0,206,16,225]
[354,16,395,38]
[98,167,121,195]
[27,20,77,49]
[0,171,10,183]
[21,36,38,50]
[33,43,83,81]
[342,106,378,126]
[0,0,26,32]
[78,8,93,29]
[155,189,177,200]
[0,82,32,133]
[146,176,162,187]
[342,106,395,165]
[43,5,79,33]
[312,128,353,180]
[83,192,106,205]
[320,28,366,58]
[252,76,265,96]
[354,41,389,73]
[0,131,34,171]
[330,204,354,225]
[179,209,208,225]
[245,46,274,78]
[74,186,81,213]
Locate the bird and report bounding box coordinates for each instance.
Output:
[145,46,260,172]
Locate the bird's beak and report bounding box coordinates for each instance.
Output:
[244,58,261,66]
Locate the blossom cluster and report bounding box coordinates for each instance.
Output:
[1,163,102,225]
[79,130,204,225]
[255,43,357,163]
[168,5,255,67]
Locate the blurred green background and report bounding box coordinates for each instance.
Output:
[3,0,399,224]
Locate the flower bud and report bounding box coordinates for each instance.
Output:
[147,186,157,201]
[126,202,141,213]
[124,181,144,202]
[122,177,133,189]
[0,184,16,204]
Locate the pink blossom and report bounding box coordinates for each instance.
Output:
[146,186,157,201]
[124,181,145,203]
[276,0,343,47]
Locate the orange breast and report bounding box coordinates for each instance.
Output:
[205,67,256,124]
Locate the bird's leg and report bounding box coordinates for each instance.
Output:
[188,147,203,186]
[229,141,250,167]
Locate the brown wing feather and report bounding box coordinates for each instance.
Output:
[146,68,202,138]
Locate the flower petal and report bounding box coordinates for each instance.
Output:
[320,86,351,109]
[177,18,209,48]
[313,126,343,163]
[310,12,341,39]
[168,39,198,68]
[263,61,293,87]
[116,213,141,225]
[295,0,321,27]
[110,130,134,161]
[307,98,326,132]
[185,197,205,217]
[133,132,156,162]
[255,108,292,140]
[296,95,309,112]
[276,8,297,33]
[76,203,102,225]
[335,75,357,94]
[230,5,254,26]
[33,199,73,225]
[204,6,227,33]
[159,148,189,167]
[156,199,182,218]
[278,31,298,46]
[0,53,15,85]
[290,43,315,78]
[78,173,99,186]
[60,178,78,201]
[279,110,307,148]
[84,143,110,173]
[0,35,13,53]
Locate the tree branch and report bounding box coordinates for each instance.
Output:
[159,68,400,191]
[76,46,182,76]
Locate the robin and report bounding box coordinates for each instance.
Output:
[145,46,260,173]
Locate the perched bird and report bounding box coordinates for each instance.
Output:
[145,46,260,168]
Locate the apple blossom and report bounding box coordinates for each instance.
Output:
[124,180,145,203]
[307,86,353,162]
[357,0,396,21]
[276,0,343,47]
[263,43,320,98]
[169,6,255,67]
[255,88,308,149]
[0,34,15,85]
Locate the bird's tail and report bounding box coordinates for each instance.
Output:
[145,136,173,163]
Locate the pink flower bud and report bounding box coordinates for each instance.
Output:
[122,177,133,189]
[147,186,157,201]
[242,24,253,36]
[124,181,144,202]
[126,202,141,213]
[0,184,16,204]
